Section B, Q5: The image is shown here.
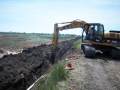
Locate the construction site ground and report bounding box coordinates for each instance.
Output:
[0,38,120,90]
[58,48,120,90]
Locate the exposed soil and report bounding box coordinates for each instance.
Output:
[58,48,120,90]
[0,38,79,90]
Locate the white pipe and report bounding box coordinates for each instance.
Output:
[27,75,45,90]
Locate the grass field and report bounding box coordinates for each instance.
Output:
[0,32,78,48]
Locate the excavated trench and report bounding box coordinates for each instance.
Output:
[0,38,79,90]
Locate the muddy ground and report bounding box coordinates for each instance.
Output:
[0,38,79,90]
[58,48,120,90]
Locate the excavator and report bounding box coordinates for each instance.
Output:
[50,19,120,64]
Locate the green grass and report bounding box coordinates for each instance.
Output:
[72,40,82,49]
[35,60,69,90]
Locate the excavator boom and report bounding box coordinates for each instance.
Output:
[52,20,87,49]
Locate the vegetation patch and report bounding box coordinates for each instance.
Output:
[35,60,69,90]
[72,40,82,49]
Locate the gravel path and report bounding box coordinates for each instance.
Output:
[58,49,120,90]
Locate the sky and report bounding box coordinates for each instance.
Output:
[0,0,120,35]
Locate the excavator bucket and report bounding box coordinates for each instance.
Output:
[51,47,60,64]
[47,47,60,64]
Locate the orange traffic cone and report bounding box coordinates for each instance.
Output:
[65,61,73,70]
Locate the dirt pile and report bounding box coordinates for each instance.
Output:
[0,38,79,90]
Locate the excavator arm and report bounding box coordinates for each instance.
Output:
[52,20,87,49]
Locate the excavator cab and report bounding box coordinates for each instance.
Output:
[82,23,104,43]
[81,23,120,58]
[81,23,106,57]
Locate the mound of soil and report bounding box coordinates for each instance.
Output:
[0,38,79,90]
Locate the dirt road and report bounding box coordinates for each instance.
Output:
[59,49,120,90]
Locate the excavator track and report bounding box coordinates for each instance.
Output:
[110,48,120,58]
[81,44,95,57]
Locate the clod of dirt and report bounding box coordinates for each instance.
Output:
[0,49,4,53]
